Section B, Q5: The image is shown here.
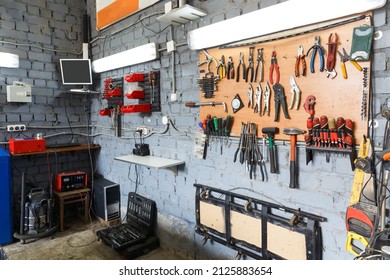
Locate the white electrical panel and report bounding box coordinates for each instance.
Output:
[6,83,32,103]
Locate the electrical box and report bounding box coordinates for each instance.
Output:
[6,83,32,102]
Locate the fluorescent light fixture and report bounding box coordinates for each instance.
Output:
[188,0,386,50]
[92,43,158,73]
[0,52,19,68]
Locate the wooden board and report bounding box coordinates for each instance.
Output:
[199,203,307,259]
[199,201,226,234]
[198,14,372,143]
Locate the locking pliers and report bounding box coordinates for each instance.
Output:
[254,82,262,115]
[263,82,271,116]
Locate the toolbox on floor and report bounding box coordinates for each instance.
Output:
[96,192,159,258]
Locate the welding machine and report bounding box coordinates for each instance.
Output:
[54,171,88,192]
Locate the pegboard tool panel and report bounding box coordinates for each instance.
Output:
[197,14,372,143]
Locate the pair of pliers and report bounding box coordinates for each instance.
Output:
[236,52,246,82]
[217,55,227,79]
[289,75,301,110]
[253,82,262,115]
[306,36,325,73]
[227,56,235,80]
[269,51,280,85]
[197,50,218,74]
[273,83,290,122]
[247,83,253,108]
[295,45,307,77]
[263,82,271,116]
[246,47,255,83]
[254,48,264,83]
[337,47,363,79]
[326,33,338,78]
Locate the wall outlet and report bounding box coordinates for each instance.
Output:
[136,126,149,135]
[7,124,26,132]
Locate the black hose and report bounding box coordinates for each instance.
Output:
[13,225,58,241]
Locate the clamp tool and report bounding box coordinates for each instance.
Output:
[269,51,280,85]
[263,82,271,116]
[253,82,262,115]
[337,47,363,79]
[295,45,307,77]
[247,83,253,108]
[236,52,246,82]
[306,36,325,73]
[273,83,290,122]
[227,56,235,80]
[217,55,227,79]
[289,75,301,110]
[246,47,255,83]
[197,50,218,74]
[254,48,264,82]
[326,33,338,79]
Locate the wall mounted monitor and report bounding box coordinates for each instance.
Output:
[60,59,93,85]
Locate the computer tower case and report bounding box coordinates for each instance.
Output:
[93,177,120,222]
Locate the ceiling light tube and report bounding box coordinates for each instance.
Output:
[0,52,19,68]
[187,0,386,50]
[92,42,158,73]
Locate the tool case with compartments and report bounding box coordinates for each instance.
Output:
[96,192,159,258]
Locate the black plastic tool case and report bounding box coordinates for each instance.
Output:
[96,192,158,253]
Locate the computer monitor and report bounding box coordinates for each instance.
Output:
[59,59,93,85]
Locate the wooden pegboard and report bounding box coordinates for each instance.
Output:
[197,14,372,143]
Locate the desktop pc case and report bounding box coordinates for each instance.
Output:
[93,177,120,222]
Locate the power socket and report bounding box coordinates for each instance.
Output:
[136,126,149,135]
[7,124,26,132]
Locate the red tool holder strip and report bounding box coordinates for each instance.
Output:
[125,90,145,99]
[121,104,151,114]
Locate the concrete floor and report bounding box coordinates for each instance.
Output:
[1,216,188,260]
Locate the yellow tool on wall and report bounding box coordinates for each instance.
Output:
[345,136,377,256]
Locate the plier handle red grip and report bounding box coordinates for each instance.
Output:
[269,51,280,85]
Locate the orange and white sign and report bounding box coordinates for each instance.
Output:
[96,0,160,30]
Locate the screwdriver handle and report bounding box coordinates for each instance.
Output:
[185,102,197,107]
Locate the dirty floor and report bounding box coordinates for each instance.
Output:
[1,216,188,260]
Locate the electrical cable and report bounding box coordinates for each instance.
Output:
[0,39,82,55]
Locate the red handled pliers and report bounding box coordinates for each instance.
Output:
[269,51,280,85]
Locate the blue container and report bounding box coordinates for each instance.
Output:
[0,148,13,245]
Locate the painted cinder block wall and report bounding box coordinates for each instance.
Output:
[1,0,389,259]
[86,0,390,260]
[0,0,95,227]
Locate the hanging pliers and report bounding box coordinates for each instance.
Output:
[326,33,338,79]
[236,52,246,82]
[295,45,307,77]
[269,51,280,85]
[227,56,235,80]
[254,82,262,115]
[217,55,227,79]
[246,47,255,82]
[289,75,301,110]
[254,48,264,82]
[263,82,271,116]
[197,50,218,74]
[337,47,363,79]
[247,83,253,108]
[273,83,290,122]
[306,36,325,73]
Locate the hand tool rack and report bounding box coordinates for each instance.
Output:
[196,14,372,145]
[194,184,325,260]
